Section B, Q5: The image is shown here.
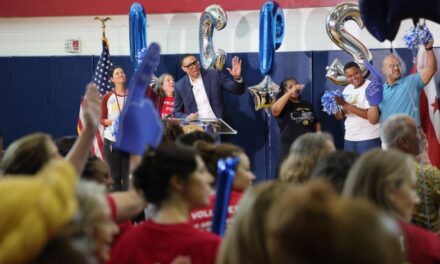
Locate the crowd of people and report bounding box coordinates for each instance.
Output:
[1,39,440,264]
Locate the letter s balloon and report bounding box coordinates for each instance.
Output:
[325,2,372,86]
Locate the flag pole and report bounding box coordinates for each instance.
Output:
[94,17,111,38]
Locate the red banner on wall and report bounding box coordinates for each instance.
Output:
[1,0,344,17]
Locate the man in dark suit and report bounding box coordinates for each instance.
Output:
[174,54,245,120]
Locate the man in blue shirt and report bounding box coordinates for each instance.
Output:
[368,40,437,126]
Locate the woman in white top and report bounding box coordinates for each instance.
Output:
[101,66,129,191]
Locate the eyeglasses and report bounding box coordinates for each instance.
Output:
[387,63,401,70]
[183,60,199,69]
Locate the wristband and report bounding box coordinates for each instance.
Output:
[234,76,244,83]
[426,47,433,51]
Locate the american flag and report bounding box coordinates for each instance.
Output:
[77,35,113,160]
[416,48,440,169]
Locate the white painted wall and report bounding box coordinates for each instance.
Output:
[0,7,439,56]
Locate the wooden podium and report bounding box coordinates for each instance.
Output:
[173,118,237,135]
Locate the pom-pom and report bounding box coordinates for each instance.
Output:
[418,26,433,46]
[321,90,344,115]
[403,26,433,55]
[110,114,120,140]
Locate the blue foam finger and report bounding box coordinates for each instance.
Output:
[114,43,163,155]
[211,157,239,236]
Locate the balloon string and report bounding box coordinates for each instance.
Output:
[265,109,272,179]
[419,164,432,229]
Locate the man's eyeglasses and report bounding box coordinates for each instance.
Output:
[387,63,401,70]
[183,60,199,69]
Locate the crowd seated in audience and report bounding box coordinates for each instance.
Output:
[2,78,440,264]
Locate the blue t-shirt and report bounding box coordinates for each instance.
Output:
[379,73,425,125]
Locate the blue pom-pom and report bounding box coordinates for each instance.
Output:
[110,114,120,140]
[403,26,433,54]
[419,26,433,46]
[321,90,344,115]
[403,27,418,52]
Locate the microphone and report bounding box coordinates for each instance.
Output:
[165,84,193,118]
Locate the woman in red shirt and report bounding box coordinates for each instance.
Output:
[189,142,256,232]
[109,143,221,264]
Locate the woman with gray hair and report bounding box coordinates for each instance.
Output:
[146,73,175,118]
[75,180,119,264]
[279,132,335,183]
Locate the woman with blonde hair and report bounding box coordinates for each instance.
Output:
[2,133,58,175]
[343,149,440,263]
[279,132,335,183]
[216,181,295,264]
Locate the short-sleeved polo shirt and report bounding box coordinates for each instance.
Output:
[379,73,425,125]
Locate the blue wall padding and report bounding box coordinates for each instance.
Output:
[0,57,15,144]
[53,57,94,138]
[13,57,54,138]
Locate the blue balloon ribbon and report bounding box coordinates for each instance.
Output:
[211,157,239,236]
[259,1,285,76]
[364,61,383,83]
[129,2,147,70]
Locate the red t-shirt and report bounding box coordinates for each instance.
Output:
[109,220,221,264]
[399,220,440,263]
[161,96,174,118]
[105,195,133,243]
[189,191,243,232]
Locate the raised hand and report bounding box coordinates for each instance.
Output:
[226,56,242,79]
[65,82,102,174]
[83,83,101,132]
